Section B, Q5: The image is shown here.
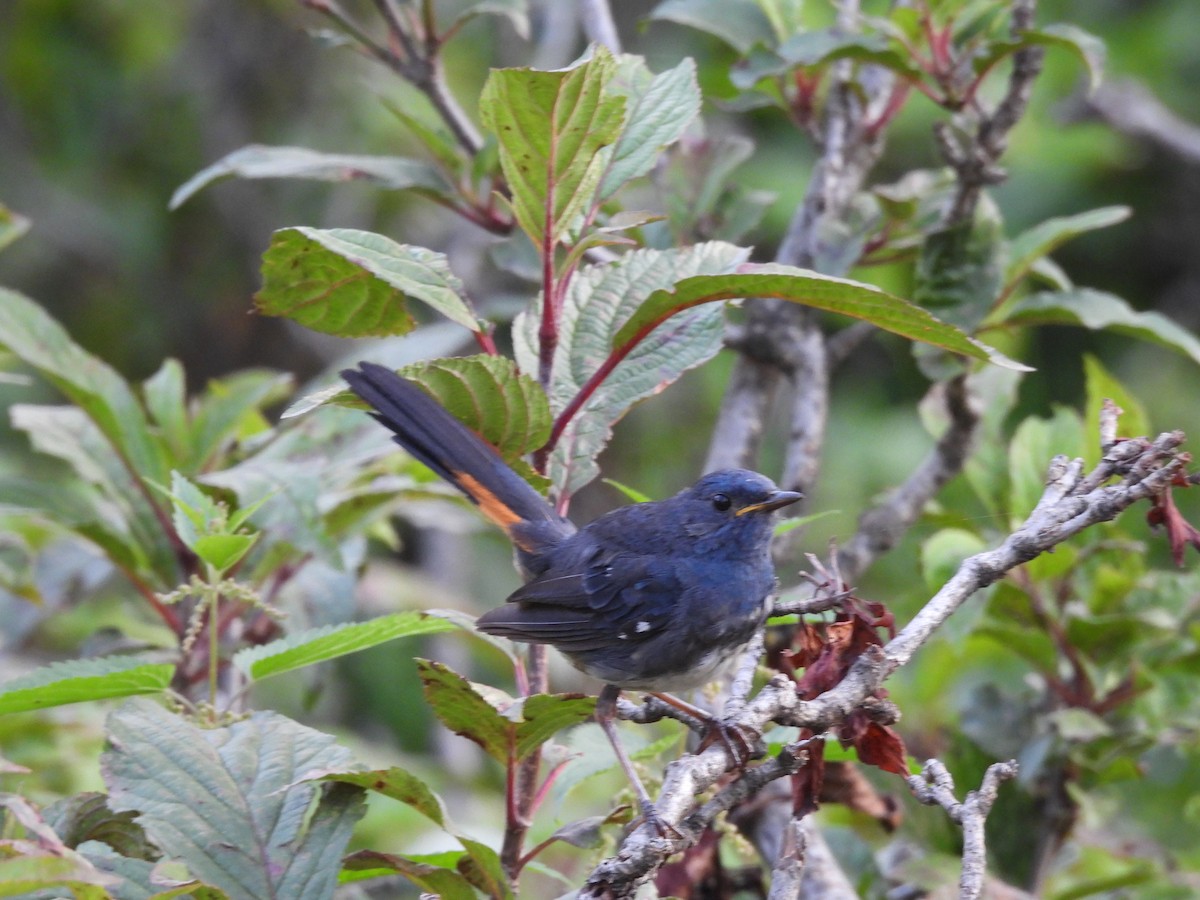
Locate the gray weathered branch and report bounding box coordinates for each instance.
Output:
[582,424,1189,897]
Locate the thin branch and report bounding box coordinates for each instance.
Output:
[1063,77,1200,165]
[833,372,980,582]
[907,759,1020,900]
[579,0,621,53]
[581,426,1190,896]
[766,816,805,900]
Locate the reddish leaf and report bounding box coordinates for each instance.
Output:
[1147,487,1200,567]
[844,714,909,777]
[791,735,826,817]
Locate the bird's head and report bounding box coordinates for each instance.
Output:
[675,469,803,547]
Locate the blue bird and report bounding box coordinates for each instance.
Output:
[342,362,800,830]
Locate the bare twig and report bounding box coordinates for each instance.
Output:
[766,816,806,900]
[1064,77,1200,165]
[579,0,621,53]
[581,428,1190,897]
[834,373,980,582]
[907,759,1020,900]
[703,0,894,483]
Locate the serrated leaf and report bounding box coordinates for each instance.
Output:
[0,854,118,898]
[102,699,366,900]
[598,56,700,201]
[43,793,156,861]
[234,611,453,682]
[479,46,625,247]
[912,197,1006,326]
[170,145,452,209]
[0,656,174,716]
[0,288,167,487]
[1003,206,1130,295]
[425,607,518,662]
[613,263,1029,371]
[339,851,476,900]
[256,228,480,337]
[516,243,745,495]
[313,355,551,481]
[300,766,449,828]
[998,289,1200,367]
[649,0,775,54]
[192,534,257,574]
[0,203,31,252]
[417,659,513,763]
[511,693,596,759]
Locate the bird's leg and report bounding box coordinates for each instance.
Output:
[646,691,761,768]
[596,684,681,838]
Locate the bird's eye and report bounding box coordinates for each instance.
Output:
[712,493,732,511]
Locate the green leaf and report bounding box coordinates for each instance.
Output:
[649,0,776,54]
[142,359,189,462]
[314,355,552,478]
[479,46,625,247]
[613,264,1029,371]
[301,766,450,828]
[598,56,701,201]
[170,144,452,209]
[188,370,292,470]
[516,242,744,496]
[0,656,174,716]
[998,289,1200,367]
[381,98,466,179]
[1003,206,1130,295]
[43,792,155,861]
[417,659,513,763]
[233,611,454,682]
[192,534,257,574]
[0,203,31,252]
[0,288,168,487]
[1083,355,1149,461]
[102,699,366,900]
[912,197,1006,325]
[602,478,652,504]
[456,836,512,899]
[510,693,596,760]
[339,851,477,900]
[975,24,1106,93]
[1008,407,1087,524]
[734,29,922,88]
[256,227,480,337]
[0,855,117,898]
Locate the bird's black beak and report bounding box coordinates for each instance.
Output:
[735,489,804,516]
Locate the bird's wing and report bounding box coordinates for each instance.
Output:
[475,548,680,651]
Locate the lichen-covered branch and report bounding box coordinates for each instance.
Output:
[907,759,1020,899]
[582,423,1190,897]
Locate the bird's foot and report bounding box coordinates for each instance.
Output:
[637,800,684,839]
[698,718,762,769]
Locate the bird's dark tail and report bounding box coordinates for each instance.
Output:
[341,362,571,553]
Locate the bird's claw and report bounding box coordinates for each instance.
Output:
[638,801,684,840]
[698,718,761,768]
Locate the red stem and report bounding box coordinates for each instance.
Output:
[474,326,499,356]
[541,314,666,459]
